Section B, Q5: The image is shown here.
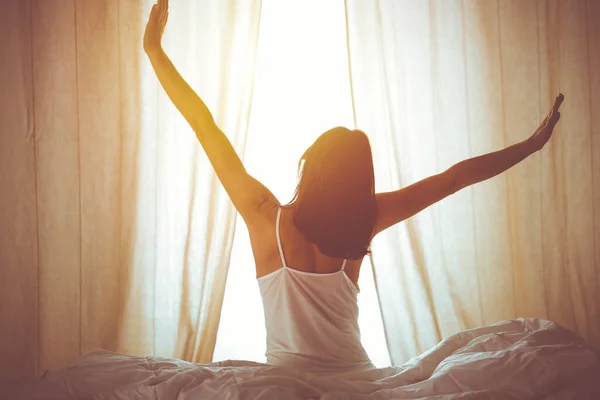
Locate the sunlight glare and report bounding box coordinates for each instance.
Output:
[213,0,391,368]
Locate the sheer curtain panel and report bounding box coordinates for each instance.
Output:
[0,0,261,378]
[345,0,600,364]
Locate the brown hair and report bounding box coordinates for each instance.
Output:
[286,127,377,259]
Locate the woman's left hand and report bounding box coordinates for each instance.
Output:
[529,93,564,152]
[143,0,169,54]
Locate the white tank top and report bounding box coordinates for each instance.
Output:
[257,207,375,374]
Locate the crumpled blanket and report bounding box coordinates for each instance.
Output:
[4,318,600,399]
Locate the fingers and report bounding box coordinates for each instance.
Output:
[148,4,158,26]
[150,0,167,27]
[547,111,561,131]
[540,113,551,127]
[533,93,563,133]
[553,93,564,112]
[153,0,164,14]
[159,0,169,19]
[160,9,168,28]
[544,93,564,124]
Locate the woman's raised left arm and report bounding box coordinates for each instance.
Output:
[143,0,277,220]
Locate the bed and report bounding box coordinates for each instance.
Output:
[4,318,600,399]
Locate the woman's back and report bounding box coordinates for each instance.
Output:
[252,206,363,286]
[256,207,374,373]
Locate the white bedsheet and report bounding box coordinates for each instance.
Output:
[5,319,600,399]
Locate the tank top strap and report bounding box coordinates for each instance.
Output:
[340,258,348,271]
[276,207,288,268]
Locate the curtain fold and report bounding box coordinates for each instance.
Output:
[346,0,600,365]
[0,0,261,378]
[0,0,39,379]
[118,0,262,364]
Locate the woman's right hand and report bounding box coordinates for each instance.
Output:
[529,93,564,152]
[143,0,169,54]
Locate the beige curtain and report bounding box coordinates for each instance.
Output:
[0,0,261,379]
[346,0,600,365]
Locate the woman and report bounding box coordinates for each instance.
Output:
[143,0,564,374]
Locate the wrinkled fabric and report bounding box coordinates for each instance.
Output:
[6,319,599,399]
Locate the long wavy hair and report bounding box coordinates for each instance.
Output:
[286,127,377,260]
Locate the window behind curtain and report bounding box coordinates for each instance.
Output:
[213,0,390,367]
